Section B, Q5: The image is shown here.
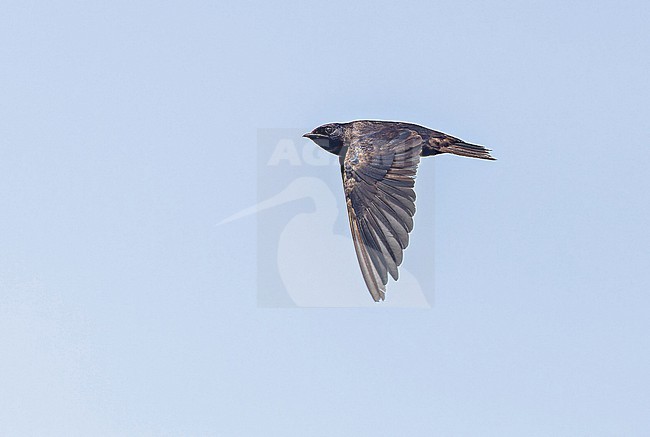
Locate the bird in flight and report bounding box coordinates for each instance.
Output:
[303,120,495,302]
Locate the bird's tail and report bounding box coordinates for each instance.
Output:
[441,141,496,160]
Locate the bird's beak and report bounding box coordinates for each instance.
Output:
[303,133,327,139]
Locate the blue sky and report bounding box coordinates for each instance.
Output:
[1,1,649,435]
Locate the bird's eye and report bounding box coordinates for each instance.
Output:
[324,126,334,134]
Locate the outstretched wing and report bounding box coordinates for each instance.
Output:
[341,127,423,301]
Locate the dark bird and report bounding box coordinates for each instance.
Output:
[303,120,495,302]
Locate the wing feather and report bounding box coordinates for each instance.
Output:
[346,205,385,301]
[342,128,423,301]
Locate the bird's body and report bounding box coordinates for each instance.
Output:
[304,120,494,302]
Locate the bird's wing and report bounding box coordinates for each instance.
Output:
[341,128,423,301]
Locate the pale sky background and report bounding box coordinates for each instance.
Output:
[2,1,650,435]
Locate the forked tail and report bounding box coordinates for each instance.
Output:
[441,140,496,160]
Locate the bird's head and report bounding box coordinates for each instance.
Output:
[303,123,345,155]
